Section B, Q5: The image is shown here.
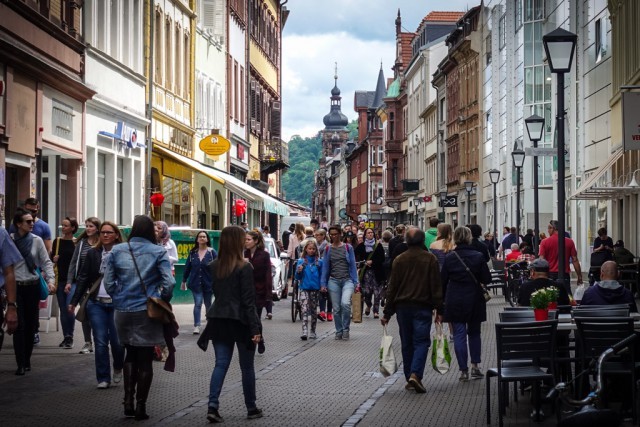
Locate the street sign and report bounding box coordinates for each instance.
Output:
[525,147,557,157]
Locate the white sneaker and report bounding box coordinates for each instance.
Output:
[113,369,123,384]
[193,326,200,335]
[96,382,110,389]
[79,342,93,354]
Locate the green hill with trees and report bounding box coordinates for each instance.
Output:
[282,120,358,207]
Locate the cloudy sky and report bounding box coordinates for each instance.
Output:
[281,0,477,141]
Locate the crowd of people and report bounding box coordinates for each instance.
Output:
[2,198,639,422]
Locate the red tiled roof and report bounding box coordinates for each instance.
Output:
[424,11,465,22]
[400,32,414,67]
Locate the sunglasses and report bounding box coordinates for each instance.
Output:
[100,231,116,235]
[23,219,34,224]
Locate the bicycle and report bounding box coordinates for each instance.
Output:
[290,277,302,322]
[546,332,639,427]
[505,261,529,307]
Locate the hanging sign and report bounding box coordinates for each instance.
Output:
[199,134,231,156]
[622,92,640,151]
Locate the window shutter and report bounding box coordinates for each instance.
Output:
[270,100,281,139]
[203,0,215,34]
[213,0,224,40]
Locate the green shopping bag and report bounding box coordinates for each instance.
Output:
[431,322,452,374]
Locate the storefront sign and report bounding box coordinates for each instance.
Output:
[438,195,458,208]
[98,121,143,149]
[623,92,640,151]
[199,134,231,156]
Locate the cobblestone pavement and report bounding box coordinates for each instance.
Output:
[0,291,635,426]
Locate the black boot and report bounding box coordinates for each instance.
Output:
[123,362,136,418]
[134,370,153,421]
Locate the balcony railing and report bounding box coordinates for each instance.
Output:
[260,138,289,174]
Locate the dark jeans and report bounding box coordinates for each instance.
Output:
[56,282,76,338]
[14,282,40,368]
[193,290,213,327]
[452,322,482,371]
[319,291,332,313]
[396,306,432,381]
[208,339,257,411]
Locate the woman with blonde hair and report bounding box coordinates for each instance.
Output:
[199,226,262,422]
[429,223,455,270]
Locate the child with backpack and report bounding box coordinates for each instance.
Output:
[295,239,323,340]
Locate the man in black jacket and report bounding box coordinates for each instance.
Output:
[468,224,490,263]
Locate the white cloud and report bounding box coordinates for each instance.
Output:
[281,0,479,141]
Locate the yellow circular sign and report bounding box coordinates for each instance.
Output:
[199,134,231,156]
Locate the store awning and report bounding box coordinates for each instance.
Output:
[154,145,288,215]
[570,148,624,200]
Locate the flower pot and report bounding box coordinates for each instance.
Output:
[534,308,549,321]
[547,302,558,310]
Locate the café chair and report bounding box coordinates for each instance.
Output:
[486,320,558,427]
[574,316,639,424]
[573,307,630,318]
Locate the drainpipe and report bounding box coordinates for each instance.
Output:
[145,0,155,216]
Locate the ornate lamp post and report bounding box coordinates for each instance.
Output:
[489,169,500,252]
[464,181,474,225]
[439,191,448,222]
[511,147,526,241]
[525,114,545,254]
[543,27,577,287]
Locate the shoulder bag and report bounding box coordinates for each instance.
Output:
[452,251,491,302]
[75,275,102,322]
[127,242,175,324]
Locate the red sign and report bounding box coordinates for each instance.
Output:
[234,199,247,216]
[237,145,245,161]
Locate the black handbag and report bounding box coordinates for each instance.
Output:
[75,276,102,322]
[452,251,491,302]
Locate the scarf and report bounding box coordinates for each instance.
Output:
[13,232,36,273]
[364,237,375,253]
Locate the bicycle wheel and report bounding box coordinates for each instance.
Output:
[291,282,298,322]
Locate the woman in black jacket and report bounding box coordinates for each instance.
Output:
[355,228,386,318]
[198,226,262,423]
[441,226,492,383]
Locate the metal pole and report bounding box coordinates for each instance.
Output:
[493,183,498,252]
[467,191,471,225]
[557,72,566,287]
[145,0,155,216]
[533,138,540,254]
[516,167,521,242]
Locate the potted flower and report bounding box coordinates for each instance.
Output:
[546,286,559,310]
[530,289,550,320]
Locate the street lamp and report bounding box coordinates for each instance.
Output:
[413,197,422,226]
[543,27,577,289]
[525,114,545,254]
[511,146,526,242]
[439,191,448,222]
[464,181,474,225]
[489,169,500,252]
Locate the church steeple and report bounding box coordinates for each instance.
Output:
[323,63,349,130]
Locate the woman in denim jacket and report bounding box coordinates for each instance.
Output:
[104,215,174,420]
[181,230,217,335]
[69,221,125,390]
[320,225,360,340]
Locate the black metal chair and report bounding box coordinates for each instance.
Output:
[573,307,630,318]
[486,320,558,427]
[499,310,557,322]
[574,317,639,423]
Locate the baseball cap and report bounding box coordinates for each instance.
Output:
[344,231,355,239]
[614,240,624,248]
[529,258,550,272]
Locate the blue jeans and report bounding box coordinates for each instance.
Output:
[452,321,482,371]
[193,290,213,327]
[396,306,432,381]
[87,299,125,383]
[208,340,257,411]
[327,277,354,335]
[56,282,76,338]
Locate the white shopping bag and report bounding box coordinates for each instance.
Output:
[379,325,397,377]
[431,322,452,375]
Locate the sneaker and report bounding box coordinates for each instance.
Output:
[318,311,326,322]
[459,371,470,382]
[365,308,371,316]
[193,326,200,335]
[33,333,40,345]
[113,369,123,384]
[373,313,379,319]
[405,382,415,391]
[409,373,426,393]
[58,338,66,348]
[300,334,308,341]
[471,368,485,380]
[63,337,74,349]
[327,313,333,321]
[309,332,317,339]
[342,330,350,340]
[266,313,272,320]
[247,408,263,419]
[96,382,110,389]
[79,342,93,354]
[335,333,343,340]
[257,340,265,354]
[207,408,224,423]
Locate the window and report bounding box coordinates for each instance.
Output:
[485,35,492,66]
[370,145,377,166]
[595,18,606,63]
[98,153,106,222]
[439,98,445,123]
[233,61,238,121]
[392,160,398,188]
[165,18,172,89]
[389,112,395,140]
[117,158,124,225]
[184,32,190,100]
[498,15,506,50]
[110,0,119,59]
[514,0,523,31]
[154,10,162,84]
[378,146,384,165]
[175,25,181,96]
[240,66,245,124]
